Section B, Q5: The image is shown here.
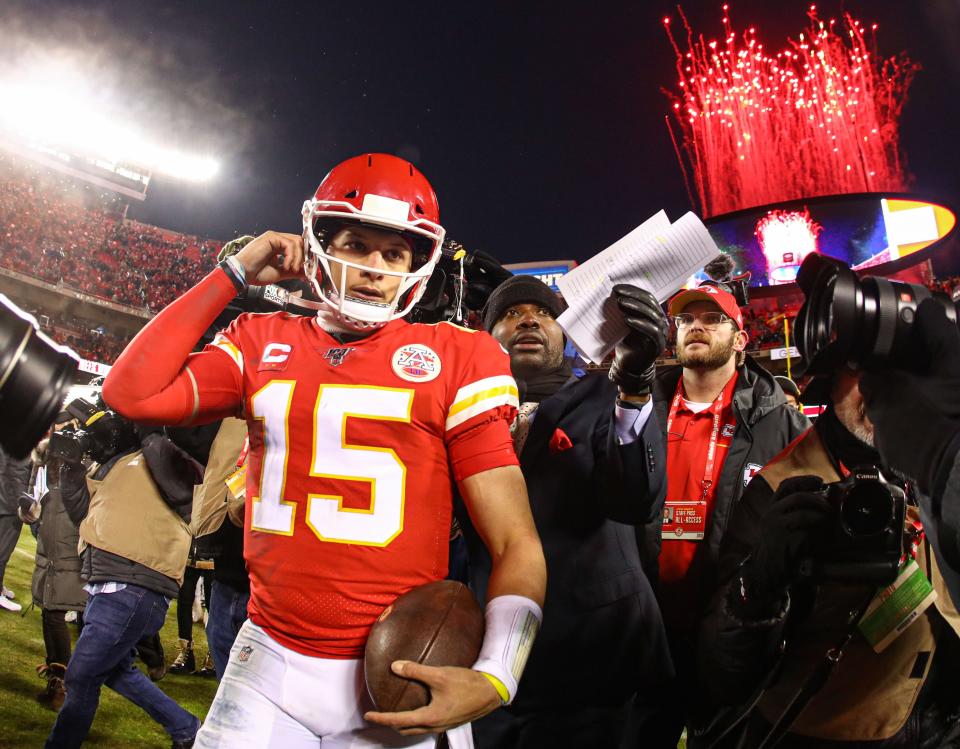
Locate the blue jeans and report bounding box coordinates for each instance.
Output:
[206,580,249,680]
[46,584,200,748]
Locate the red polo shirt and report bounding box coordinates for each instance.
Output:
[659,371,739,630]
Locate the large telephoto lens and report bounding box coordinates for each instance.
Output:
[0,296,79,458]
[795,254,958,374]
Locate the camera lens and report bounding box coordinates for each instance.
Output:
[795,253,958,373]
[0,296,78,459]
[839,480,893,537]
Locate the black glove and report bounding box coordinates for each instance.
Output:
[135,423,165,444]
[17,493,36,517]
[608,284,668,396]
[735,476,835,615]
[860,299,960,500]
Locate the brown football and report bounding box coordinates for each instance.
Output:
[364,580,484,712]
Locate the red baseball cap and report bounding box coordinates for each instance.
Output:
[668,284,744,329]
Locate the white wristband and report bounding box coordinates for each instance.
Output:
[471,595,542,705]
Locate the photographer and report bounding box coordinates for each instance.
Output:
[695,284,960,745]
[23,423,89,711]
[45,405,203,749]
[860,298,960,611]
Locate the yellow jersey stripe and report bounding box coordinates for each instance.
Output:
[445,392,519,432]
[448,384,519,420]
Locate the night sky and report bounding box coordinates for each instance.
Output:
[5,0,960,272]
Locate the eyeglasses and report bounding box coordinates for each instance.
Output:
[672,312,731,330]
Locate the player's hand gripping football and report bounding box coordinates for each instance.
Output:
[364,661,502,735]
[232,231,305,286]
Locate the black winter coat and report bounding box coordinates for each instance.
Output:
[462,372,673,715]
[32,459,87,612]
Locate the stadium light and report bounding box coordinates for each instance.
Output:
[0,63,219,182]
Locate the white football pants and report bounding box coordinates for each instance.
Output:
[195,620,473,749]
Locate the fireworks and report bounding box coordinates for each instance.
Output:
[663,6,919,217]
[755,209,823,283]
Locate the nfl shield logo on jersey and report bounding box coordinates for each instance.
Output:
[237,645,254,663]
[392,344,442,383]
[322,347,354,367]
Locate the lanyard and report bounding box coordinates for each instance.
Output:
[667,379,727,503]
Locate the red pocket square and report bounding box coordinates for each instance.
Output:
[549,428,573,453]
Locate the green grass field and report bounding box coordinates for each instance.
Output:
[0,526,218,749]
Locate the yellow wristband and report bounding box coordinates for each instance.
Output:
[477,671,510,705]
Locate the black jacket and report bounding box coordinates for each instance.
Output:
[32,458,87,612]
[0,446,31,516]
[462,372,672,717]
[60,434,201,599]
[926,449,960,610]
[641,357,810,599]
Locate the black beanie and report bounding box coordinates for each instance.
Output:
[482,275,565,332]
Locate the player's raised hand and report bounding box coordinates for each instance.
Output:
[363,661,502,735]
[232,231,305,286]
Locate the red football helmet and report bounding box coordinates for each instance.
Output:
[302,154,446,329]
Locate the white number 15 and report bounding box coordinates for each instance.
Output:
[249,382,414,547]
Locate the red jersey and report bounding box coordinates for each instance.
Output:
[203,313,519,658]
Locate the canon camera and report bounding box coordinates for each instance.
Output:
[804,466,906,586]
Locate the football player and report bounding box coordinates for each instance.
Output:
[103,154,546,748]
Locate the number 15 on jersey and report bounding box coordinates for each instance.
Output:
[250,382,414,547]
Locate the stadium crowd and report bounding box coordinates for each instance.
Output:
[0,154,220,313]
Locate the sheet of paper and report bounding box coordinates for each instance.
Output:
[557,211,720,363]
[555,210,670,301]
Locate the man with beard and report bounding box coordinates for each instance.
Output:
[695,364,960,748]
[460,275,674,748]
[644,282,809,747]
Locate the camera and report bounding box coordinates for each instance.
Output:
[0,294,78,459]
[48,398,138,465]
[804,466,905,586]
[795,253,958,374]
[410,240,512,324]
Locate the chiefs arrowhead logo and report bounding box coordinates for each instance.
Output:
[391,344,441,383]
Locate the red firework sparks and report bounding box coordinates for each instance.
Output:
[663,6,919,217]
[755,209,823,283]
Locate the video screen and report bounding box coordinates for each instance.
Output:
[704,196,956,287]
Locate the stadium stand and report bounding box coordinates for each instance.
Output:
[0,152,221,364]
[0,152,220,313]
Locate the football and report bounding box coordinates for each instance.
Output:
[364,580,485,712]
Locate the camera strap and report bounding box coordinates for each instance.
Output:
[755,590,876,749]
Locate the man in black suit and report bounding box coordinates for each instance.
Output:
[462,275,672,748]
